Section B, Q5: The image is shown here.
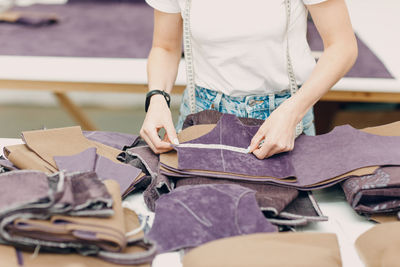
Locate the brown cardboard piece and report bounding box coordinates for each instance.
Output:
[22,126,121,169]
[355,222,400,267]
[4,144,57,173]
[183,232,342,267]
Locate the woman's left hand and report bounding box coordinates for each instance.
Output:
[248,100,300,159]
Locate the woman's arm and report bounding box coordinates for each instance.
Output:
[250,0,358,159]
[140,10,183,154]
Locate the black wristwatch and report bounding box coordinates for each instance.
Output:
[145,90,171,112]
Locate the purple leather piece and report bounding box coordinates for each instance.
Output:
[172,114,400,189]
[53,172,113,215]
[0,170,112,220]
[143,171,172,212]
[307,20,393,79]
[0,170,50,217]
[0,3,392,79]
[146,184,277,253]
[95,156,141,196]
[175,176,298,216]
[341,167,400,214]
[0,1,153,58]
[54,147,97,172]
[125,145,159,176]
[55,148,142,196]
[83,131,139,150]
[0,157,18,172]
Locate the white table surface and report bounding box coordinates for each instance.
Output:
[0,138,376,267]
[1,0,400,95]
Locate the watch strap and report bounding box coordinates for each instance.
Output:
[145,90,171,112]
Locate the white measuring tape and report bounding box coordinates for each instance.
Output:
[177,143,250,154]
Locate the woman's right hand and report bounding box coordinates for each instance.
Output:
[140,94,179,154]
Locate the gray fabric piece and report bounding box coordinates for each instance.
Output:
[146,184,277,253]
[143,171,172,212]
[169,114,400,189]
[269,191,327,226]
[120,144,173,211]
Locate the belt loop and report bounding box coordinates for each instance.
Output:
[212,92,223,110]
[268,93,275,113]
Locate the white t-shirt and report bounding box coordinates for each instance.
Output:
[146,0,328,96]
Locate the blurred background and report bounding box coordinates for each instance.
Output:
[0,0,399,138]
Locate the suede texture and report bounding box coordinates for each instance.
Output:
[146,184,277,253]
[0,2,392,80]
[171,114,400,189]
[342,166,400,215]
[83,130,139,151]
[0,170,50,217]
[54,147,142,197]
[175,176,298,215]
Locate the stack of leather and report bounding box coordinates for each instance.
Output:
[0,170,156,266]
[160,111,400,224]
[2,126,144,197]
[340,121,400,222]
[161,113,400,189]
[119,111,329,226]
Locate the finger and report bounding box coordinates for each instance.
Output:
[142,127,172,153]
[140,132,161,154]
[164,122,179,145]
[248,133,265,153]
[149,130,173,151]
[253,140,275,159]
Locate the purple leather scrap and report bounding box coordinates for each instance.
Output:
[146,184,277,253]
[0,1,153,58]
[143,171,172,212]
[0,170,112,219]
[307,20,393,79]
[83,131,139,150]
[175,176,298,216]
[0,170,51,218]
[0,156,17,172]
[169,114,400,189]
[120,144,173,211]
[51,171,113,216]
[341,167,400,215]
[54,148,142,196]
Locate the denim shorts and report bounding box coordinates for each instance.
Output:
[176,85,316,136]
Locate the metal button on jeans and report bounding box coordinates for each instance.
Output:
[248,99,256,107]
